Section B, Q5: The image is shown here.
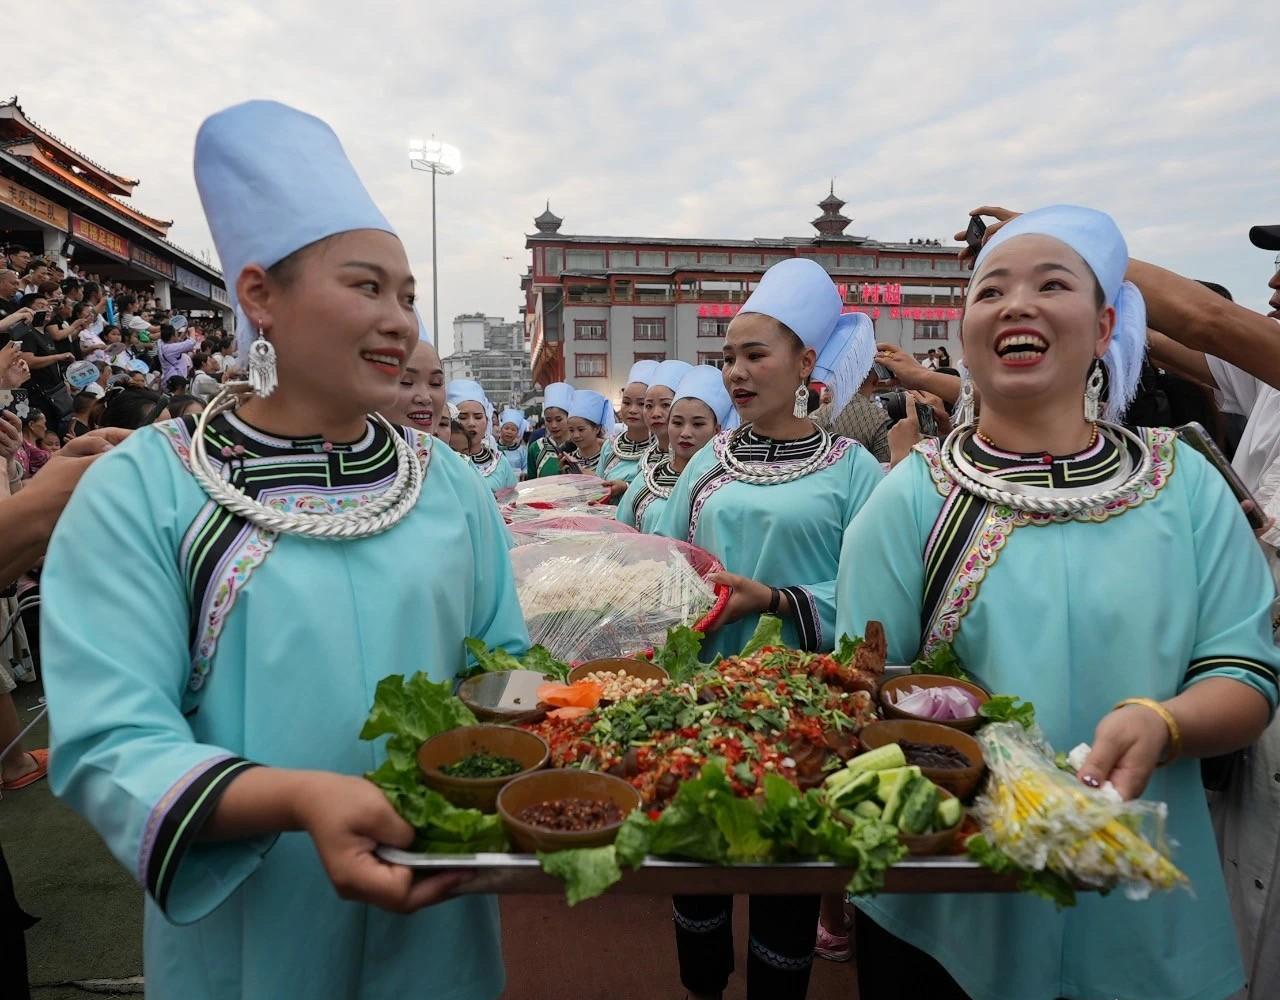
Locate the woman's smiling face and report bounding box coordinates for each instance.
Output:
[963,234,1112,415]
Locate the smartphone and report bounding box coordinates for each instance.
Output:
[964,216,987,255]
[1176,422,1266,529]
[871,362,894,382]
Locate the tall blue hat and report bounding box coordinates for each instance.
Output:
[739,258,875,413]
[194,100,397,357]
[543,382,574,413]
[568,388,614,427]
[673,364,735,427]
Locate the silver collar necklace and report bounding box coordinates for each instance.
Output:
[938,420,1152,515]
[188,383,426,539]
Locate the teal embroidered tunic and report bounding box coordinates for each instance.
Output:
[836,429,1280,1000]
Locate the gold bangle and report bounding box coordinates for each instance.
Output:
[1113,697,1182,764]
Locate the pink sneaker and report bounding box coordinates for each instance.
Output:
[814,918,852,962]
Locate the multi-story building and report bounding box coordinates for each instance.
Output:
[451,313,524,355]
[521,189,969,402]
[443,312,532,408]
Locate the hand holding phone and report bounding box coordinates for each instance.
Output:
[964,215,988,255]
[1176,422,1266,529]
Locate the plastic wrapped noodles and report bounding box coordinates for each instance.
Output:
[507,513,638,545]
[508,533,727,663]
[974,722,1188,899]
[502,474,611,508]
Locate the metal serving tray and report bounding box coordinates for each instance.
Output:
[376,850,1020,895]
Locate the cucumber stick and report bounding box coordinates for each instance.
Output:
[845,743,907,776]
[935,796,962,830]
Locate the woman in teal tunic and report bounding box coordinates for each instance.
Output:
[564,388,613,474]
[527,381,573,478]
[448,379,517,494]
[618,364,731,534]
[40,101,529,1000]
[635,358,692,482]
[600,359,658,499]
[656,260,881,661]
[837,205,1278,1000]
[655,258,881,1000]
[497,407,529,478]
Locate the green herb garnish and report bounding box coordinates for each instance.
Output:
[440,750,524,779]
[909,643,968,680]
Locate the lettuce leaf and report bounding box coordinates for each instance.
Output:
[461,639,572,682]
[979,695,1037,730]
[909,643,968,680]
[759,775,906,895]
[740,614,784,657]
[833,633,864,667]
[365,757,506,853]
[653,625,713,683]
[360,672,506,853]
[538,847,623,906]
[360,672,476,745]
[966,834,1076,908]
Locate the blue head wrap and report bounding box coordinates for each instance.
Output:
[626,360,660,387]
[498,407,528,436]
[568,389,614,427]
[739,258,876,414]
[973,205,1146,421]
[650,360,692,393]
[673,364,735,427]
[194,100,397,358]
[543,382,574,413]
[447,379,491,413]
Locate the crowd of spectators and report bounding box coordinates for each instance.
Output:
[0,243,238,466]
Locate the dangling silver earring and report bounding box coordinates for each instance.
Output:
[1084,360,1104,422]
[247,327,278,399]
[954,372,976,426]
[793,383,809,418]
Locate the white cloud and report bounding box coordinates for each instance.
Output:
[23,0,1280,344]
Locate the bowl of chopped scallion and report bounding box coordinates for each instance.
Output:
[418,725,551,812]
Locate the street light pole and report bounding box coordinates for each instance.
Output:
[408,137,463,351]
[431,167,439,349]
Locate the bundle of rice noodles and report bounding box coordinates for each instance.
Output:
[508,533,727,662]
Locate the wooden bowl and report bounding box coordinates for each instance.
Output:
[417,725,549,812]
[898,787,965,856]
[567,658,669,684]
[497,769,641,853]
[458,669,552,724]
[858,719,986,801]
[879,674,990,733]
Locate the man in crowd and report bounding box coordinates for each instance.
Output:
[0,271,32,335]
[4,245,31,278]
[10,295,75,425]
[810,368,892,463]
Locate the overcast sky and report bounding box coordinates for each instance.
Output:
[27,0,1280,351]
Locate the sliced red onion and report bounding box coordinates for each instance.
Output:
[891,684,979,720]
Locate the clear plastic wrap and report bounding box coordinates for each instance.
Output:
[502,474,611,508]
[508,533,729,663]
[507,513,638,545]
[974,722,1188,899]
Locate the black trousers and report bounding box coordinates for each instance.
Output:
[0,843,34,1000]
[673,893,819,999]
[854,909,970,1000]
